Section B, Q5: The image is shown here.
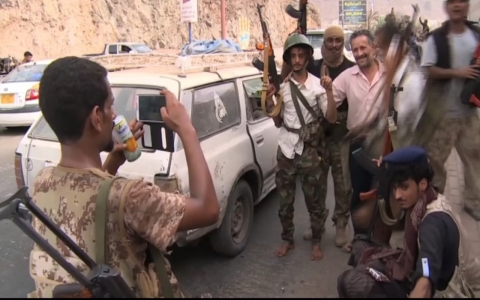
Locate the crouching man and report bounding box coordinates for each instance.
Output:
[337,146,480,298]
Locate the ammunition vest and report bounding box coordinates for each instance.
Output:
[421,194,480,297]
[27,166,183,298]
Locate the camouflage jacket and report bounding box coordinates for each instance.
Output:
[27,166,185,298]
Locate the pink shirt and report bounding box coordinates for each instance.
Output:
[332,61,386,130]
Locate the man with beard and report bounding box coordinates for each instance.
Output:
[27,57,219,298]
[337,146,480,298]
[323,29,387,253]
[266,34,337,260]
[296,26,356,249]
[421,0,480,220]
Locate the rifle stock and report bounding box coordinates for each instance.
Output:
[352,148,380,177]
[0,187,136,298]
[352,148,388,202]
[285,0,307,34]
[52,284,93,298]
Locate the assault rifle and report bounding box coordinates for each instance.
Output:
[252,4,283,117]
[0,187,135,298]
[286,0,307,34]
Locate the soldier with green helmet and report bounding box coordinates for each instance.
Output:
[265,33,338,260]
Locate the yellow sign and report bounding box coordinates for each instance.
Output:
[238,16,251,50]
[0,94,14,104]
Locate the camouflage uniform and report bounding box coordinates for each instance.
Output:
[320,130,352,227]
[276,144,327,245]
[425,115,480,220]
[27,166,185,298]
[276,34,330,246]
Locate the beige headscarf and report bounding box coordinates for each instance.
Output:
[321,25,345,68]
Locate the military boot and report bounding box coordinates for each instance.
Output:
[334,217,349,247]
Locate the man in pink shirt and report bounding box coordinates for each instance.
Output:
[324,29,386,253]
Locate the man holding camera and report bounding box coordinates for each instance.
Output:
[28,56,220,298]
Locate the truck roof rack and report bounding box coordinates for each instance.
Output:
[88,52,283,75]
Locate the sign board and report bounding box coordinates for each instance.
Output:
[339,0,367,26]
[238,16,251,50]
[180,0,198,23]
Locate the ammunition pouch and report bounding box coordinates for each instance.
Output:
[300,120,322,146]
[283,119,323,147]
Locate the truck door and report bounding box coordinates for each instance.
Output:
[239,76,279,180]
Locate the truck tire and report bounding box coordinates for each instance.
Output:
[209,180,254,257]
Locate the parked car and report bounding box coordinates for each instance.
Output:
[305,28,355,62]
[83,43,154,57]
[0,60,53,128]
[15,55,280,257]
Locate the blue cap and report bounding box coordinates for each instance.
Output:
[382,146,428,166]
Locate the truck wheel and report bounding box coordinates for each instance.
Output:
[209,180,254,257]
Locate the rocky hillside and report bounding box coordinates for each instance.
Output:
[312,0,455,26]
[0,0,321,60]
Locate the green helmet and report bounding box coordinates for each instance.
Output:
[282,33,313,63]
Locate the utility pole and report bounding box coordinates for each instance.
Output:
[221,0,227,39]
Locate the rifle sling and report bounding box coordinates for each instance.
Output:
[95,178,117,265]
[288,80,321,128]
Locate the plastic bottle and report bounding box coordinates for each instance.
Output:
[112,115,141,162]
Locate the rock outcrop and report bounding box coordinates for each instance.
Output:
[0,0,321,59]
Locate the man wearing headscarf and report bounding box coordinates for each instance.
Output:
[298,26,356,249]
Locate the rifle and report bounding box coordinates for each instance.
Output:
[251,4,283,117]
[352,149,400,242]
[0,187,136,298]
[285,0,308,34]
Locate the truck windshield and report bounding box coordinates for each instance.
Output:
[132,44,153,53]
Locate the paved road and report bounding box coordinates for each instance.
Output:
[1,126,478,298]
[0,126,350,298]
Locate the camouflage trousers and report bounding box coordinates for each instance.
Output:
[319,137,352,225]
[425,114,480,220]
[275,144,327,245]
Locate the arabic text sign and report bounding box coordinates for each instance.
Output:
[181,0,198,23]
[339,0,367,26]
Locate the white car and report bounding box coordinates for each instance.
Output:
[15,53,280,258]
[0,60,53,128]
[306,29,355,62]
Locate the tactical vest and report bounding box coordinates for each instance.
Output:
[420,194,480,297]
[27,166,183,298]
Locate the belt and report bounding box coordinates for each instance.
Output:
[282,118,321,134]
[282,124,301,134]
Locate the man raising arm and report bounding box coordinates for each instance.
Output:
[28,57,219,298]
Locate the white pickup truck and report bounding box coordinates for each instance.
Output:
[83,42,154,57]
[14,52,280,257]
